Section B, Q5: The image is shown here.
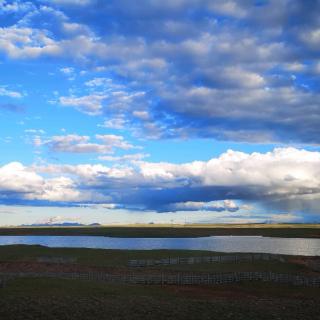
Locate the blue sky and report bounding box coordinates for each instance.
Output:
[0,0,320,225]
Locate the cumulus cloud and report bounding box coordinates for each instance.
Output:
[59,66,74,74]
[0,1,35,13]
[59,77,147,116]
[0,26,61,59]
[43,0,92,6]
[99,116,127,130]
[162,200,242,213]
[25,129,46,134]
[0,162,43,194]
[1,1,319,143]
[59,94,106,115]
[41,134,136,154]
[85,77,121,88]
[98,153,149,162]
[0,86,23,98]
[0,148,319,215]
[0,162,102,204]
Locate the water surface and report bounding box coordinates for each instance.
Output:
[0,235,319,256]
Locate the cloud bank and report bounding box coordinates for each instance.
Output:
[0,148,319,215]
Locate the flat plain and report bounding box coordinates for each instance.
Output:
[1,225,319,319]
[0,223,319,238]
[0,244,320,320]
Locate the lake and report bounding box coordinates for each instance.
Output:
[0,235,319,256]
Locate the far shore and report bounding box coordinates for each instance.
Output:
[0,223,319,238]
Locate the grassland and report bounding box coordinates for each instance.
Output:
[0,244,313,274]
[0,245,319,320]
[0,223,320,238]
[0,245,319,319]
[1,278,320,320]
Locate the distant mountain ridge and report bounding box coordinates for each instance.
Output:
[20,222,101,227]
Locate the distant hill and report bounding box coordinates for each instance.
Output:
[21,222,101,227]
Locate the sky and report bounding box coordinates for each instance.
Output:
[0,0,320,226]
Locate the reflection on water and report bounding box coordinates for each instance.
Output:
[0,235,319,256]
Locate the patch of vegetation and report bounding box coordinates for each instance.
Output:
[0,278,319,320]
[0,245,314,275]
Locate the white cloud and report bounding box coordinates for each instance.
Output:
[20,147,320,214]
[0,25,107,60]
[207,0,247,18]
[96,134,135,150]
[62,22,91,35]
[59,94,106,115]
[25,129,46,134]
[1,148,320,214]
[0,162,102,203]
[300,28,320,50]
[0,1,35,13]
[165,200,241,212]
[132,110,150,120]
[136,147,320,193]
[39,177,84,202]
[59,87,147,116]
[98,153,149,162]
[219,66,266,88]
[2,1,317,144]
[0,162,43,194]
[0,26,62,59]
[0,86,23,98]
[44,0,92,6]
[99,116,127,130]
[42,134,136,154]
[60,67,74,74]
[85,77,118,88]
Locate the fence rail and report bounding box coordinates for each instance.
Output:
[37,256,77,264]
[128,253,286,267]
[0,271,319,288]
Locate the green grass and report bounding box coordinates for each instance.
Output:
[1,277,319,300]
[0,245,314,274]
[0,278,319,320]
[0,224,320,238]
[0,245,228,267]
[157,260,307,274]
[0,245,319,320]
[0,277,171,298]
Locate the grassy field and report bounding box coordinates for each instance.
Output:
[0,245,312,274]
[0,223,320,238]
[1,277,320,320]
[0,245,319,319]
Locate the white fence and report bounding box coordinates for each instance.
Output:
[128,253,286,267]
[0,271,319,287]
[37,256,77,264]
